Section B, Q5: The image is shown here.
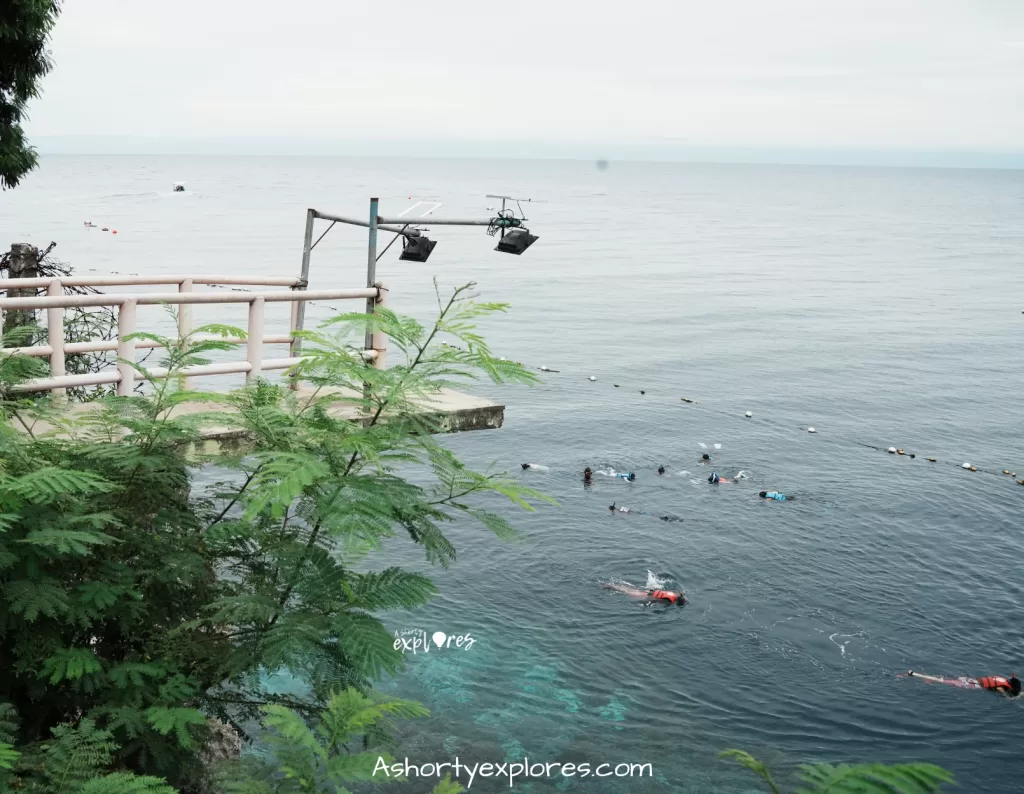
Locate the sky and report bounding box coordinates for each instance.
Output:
[25,0,1024,161]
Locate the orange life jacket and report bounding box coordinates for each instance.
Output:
[978,676,1010,690]
[651,589,677,604]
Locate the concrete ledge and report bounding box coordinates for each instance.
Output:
[9,385,505,441]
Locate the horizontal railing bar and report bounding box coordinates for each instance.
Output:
[6,334,297,358]
[9,351,377,392]
[0,275,303,290]
[0,288,378,311]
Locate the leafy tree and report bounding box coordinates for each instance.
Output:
[721,749,955,793]
[0,0,62,189]
[218,689,462,794]
[0,283,545,790]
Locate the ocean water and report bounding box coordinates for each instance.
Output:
[3,156,1024,792]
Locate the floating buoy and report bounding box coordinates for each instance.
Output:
[588,376,596,382]
[640,390,645,395]
[927,457,936,462]
[888,447,897,454]
[1003,470,1014,476]
[1017,479,1024,486]
[808,427,817,434]
[745,411,752,418]
[681,397,694,403]
[112,230,118,234]
[962,462,972,470]
[897,448,905,455]
[614,384,620,388]
[909,454,916,459]
[538,366,560,373]
[970,467,978,472]
[101,227,109,231]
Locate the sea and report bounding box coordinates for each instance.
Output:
[3,155,1024,792]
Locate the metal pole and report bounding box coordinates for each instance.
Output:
[364,198,379,355]
[293,208,315,357]
[290,209,315,391]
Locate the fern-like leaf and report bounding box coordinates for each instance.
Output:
[77,772,178,794]
[795,762,955,793]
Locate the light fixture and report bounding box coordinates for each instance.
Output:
[399,235,437,262]
[494,229,538,255]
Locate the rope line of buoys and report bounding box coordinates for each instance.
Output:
[530,357,1022,489]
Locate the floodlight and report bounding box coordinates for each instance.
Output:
[399,235,437,262]
[494,229,538,255]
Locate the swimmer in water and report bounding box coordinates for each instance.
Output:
[602,581,687,606]
[759,490,790,501]
[701,453,711,463]
[658,465,666,475]
[615,471,636,481]
[908,670,1021,697]
[521,463,549,472]
[584,467,592,484]
[707,472,737,484]
[608,503,631,513]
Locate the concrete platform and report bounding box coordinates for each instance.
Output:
[11,386,505,441]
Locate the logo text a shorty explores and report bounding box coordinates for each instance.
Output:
[394,629,475,654]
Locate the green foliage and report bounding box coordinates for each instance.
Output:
[0,284,541,790]
[0,0,63,189]
[219,689,460,794]
[721,749,956,793]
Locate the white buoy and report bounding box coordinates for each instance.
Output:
[808,427,817,434]
[745,411,752,418]
[588,376,596,382]
[888,447,897,454]
[962,462,971,469]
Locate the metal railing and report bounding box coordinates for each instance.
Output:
[0,275,389,396]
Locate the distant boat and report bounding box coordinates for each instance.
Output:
[173,182,185,192]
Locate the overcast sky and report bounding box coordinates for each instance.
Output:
[26,0,1024,152]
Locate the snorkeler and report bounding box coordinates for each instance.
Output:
[658,465,666,475]
[707,472,737,484]
[908,671,1021,697]
[608,503,631,513]
[521,463,549,472]
[701,453,711,463]
[584,467,593,484]
[602,581,686,606]
[759,490,790,501]
[616,471,636,481]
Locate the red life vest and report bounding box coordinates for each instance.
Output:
[651,589,677,604]
[978,676,1010,690]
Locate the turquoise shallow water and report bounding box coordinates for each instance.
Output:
[3,156,1024,792]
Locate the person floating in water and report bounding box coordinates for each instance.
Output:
[658,465,666,475]
[602,581,687,607]
[907,670,1021,697]
[707,472,738,484]
[609,503,681,522]
[608,503,631,513]
[617,471,636,481]
[759,490,789,501]
[521,463,549,472]
[584,467,593,484]
[701,453,711,463]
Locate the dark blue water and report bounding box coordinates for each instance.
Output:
[4,156,1024,792]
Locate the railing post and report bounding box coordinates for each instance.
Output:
[178,278,193,390]
[371,281,388,370]
[288,288,301,391]
[46,279,66,399]
[116,300,137,397]
[246,297,264,384]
